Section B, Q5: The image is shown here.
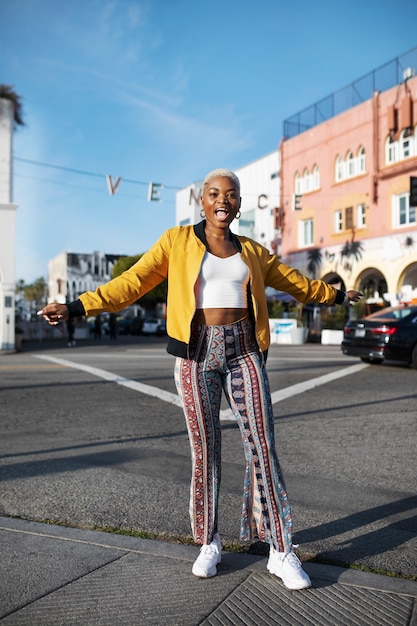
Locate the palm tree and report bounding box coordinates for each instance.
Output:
[307,248,322,278]
[340,239,364,263]
[23,277,47,311]
[0,85,24,128]
[15,279,25,299]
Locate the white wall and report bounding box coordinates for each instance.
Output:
[0,98,18,350]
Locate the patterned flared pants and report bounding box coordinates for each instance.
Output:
[174,317,292,552]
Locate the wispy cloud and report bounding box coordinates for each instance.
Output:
[122,90,253,157]
[54,0,152,61]
[35,58,182,108]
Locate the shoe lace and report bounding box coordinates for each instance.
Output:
[200,542,220,559]
[283,551,302,569]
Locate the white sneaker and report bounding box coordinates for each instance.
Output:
[192,533,222,578]
[267,547,311,590]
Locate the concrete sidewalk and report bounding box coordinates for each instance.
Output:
[1,516,416,625]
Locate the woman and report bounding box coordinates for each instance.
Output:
[38,168,363,590]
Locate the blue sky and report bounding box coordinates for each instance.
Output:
[2,0,417,283]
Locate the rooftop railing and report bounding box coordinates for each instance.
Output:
[283,45,417,139]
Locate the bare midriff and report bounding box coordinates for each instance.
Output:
[193,308,249,326]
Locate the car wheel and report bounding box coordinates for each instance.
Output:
[411,344,417,369]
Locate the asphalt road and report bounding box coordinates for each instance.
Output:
[0,335,416,578]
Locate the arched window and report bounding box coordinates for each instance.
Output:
[357,146,366,173]
[346,151,355,178]
[294,171,302,195]
[335,155,344,182]
[399,129,413,160]
[385,135,398,164]
[312,164,320,190]
[295,166,320,193]
[303,168,310,192]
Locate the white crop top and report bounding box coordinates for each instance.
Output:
[195,252,249,308]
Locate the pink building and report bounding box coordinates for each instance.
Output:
[278,50,417,307]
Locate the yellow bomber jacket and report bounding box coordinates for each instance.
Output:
[75,221,341,357]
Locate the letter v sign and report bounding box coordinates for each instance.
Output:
[106,175,122,195]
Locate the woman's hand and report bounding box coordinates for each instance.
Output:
[37,303,69,326]
[346,290,364,304]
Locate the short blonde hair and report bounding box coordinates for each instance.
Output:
[202,168,240,192]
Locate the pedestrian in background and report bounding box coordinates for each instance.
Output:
[93,314,102,339]
[38,168,363,590]
[109,313,117,340]
[66,318,76,347]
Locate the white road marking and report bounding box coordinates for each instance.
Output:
[35,354,183,408]
[220,362,369,421]
[36,355,369,423]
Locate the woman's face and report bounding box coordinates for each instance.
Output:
[200,176,241,229]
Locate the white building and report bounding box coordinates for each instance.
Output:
[0,97,18,351]
[176,151,280,252]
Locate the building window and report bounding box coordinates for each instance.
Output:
[357,146,366,173]
[334,210,343,232]
[335,155,343,182]
[346,151,355,178]
[399,129,413,160]
[385,127,416,165]
[294,172,302,195]
[393,193,416,227]
[335,147,367,182]
[385,136,396,164]
[334,206,364,232]
[345,206,353,230]
[356,203,366,228]
[294,166,320,194]
[299,218,314,247]
[239,209,255,238]
[303,168,310,193]
[312,164,320,189]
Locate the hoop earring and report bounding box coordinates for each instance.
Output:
[235,211,241,219]
[200,209,206,218]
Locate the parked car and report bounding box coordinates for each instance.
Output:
[341,305,417,367]
[141,318,166,336]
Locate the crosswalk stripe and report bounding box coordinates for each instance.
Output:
[36,355,368,423]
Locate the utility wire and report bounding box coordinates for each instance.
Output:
[13,171,175,203]
[14,156,181,190]
[11,156,303,202]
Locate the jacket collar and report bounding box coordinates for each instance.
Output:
[193,220,242,252]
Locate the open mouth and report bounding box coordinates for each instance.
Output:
[215,208,229,217]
